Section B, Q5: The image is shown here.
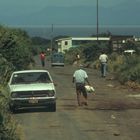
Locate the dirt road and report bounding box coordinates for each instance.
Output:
[14,60,140,140]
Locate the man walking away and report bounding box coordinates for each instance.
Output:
[99,50,108,77]
[72,64,90,106]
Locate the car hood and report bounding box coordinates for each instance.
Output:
[9,83,55,92]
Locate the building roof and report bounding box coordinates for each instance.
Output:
[110,35,134,41]
[56,37,110,41]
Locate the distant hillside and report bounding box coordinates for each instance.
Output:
[1,1,140,26]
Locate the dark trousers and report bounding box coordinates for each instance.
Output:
[41,59,45,67]
[76,83,87,106]
[100,62,107,77]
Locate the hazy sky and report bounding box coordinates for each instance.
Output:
[0,0,135,15]
[0,0,133,8]
[0,0,139,26]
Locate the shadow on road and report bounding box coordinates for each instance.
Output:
[12,106,56,114]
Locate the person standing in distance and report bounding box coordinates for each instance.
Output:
[75,53,80,65]
[99,50,108,77]
[40,51,46,67]
[72,64,90,106]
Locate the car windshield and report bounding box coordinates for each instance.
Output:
[11,72,52,84]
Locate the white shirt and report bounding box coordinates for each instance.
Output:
[99,54,108,63]
[73,69,88,83]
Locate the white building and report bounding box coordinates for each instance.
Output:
[56,37,110,53]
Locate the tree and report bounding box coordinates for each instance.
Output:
[0,26,34,71]
[0,25,35,84]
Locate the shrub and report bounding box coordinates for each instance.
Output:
[0,86,20,140]
[65,46,84,64]
[108,53,124,73]
[115,55,140,84]
[0,26,34,71]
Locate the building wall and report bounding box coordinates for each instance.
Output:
[57,37,110,53]
[57,39,72,53]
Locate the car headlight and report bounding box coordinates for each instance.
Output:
[11,92,18,98]
[48,90,55,97]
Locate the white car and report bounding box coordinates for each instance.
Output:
[7,70,56,112]
[124,50,136,55]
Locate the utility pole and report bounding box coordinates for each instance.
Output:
[97,0,99,43]
[51,24,53,55]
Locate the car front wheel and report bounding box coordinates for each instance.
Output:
[47,102,56,112]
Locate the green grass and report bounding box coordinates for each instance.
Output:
[0,86,21,140]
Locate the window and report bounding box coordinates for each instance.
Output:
[65,41,68,45]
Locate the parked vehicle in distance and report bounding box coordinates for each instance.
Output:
[51,52,64,67]
[7,70,56,112]
[124,49,136,55]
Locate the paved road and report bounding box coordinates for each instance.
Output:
[13,59,140,140]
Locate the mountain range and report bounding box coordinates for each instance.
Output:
[0,1,140,26]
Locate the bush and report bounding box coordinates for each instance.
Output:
[114,55,140,84]
[108,53,124,73]
[0,26,34,71]
[0,54,14,85]
[65,47,84,64]
[0,86,20,140]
